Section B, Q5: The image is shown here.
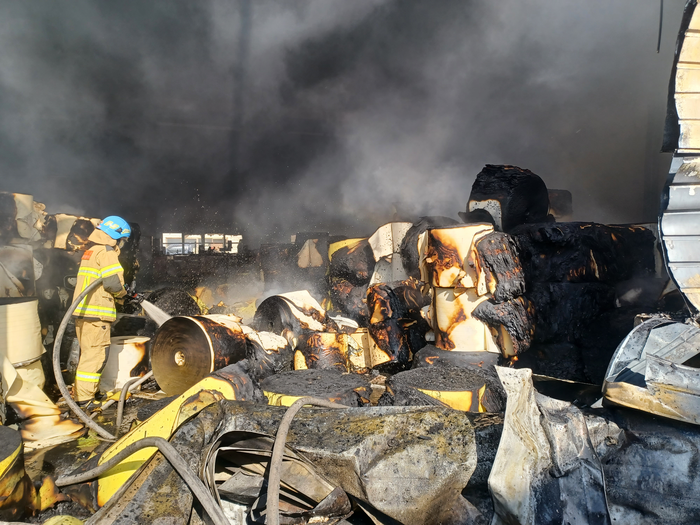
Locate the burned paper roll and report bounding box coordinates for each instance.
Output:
[328,238,376,286]
[513,222,656,285]
[461,164,550,232]
[100,336,150,391]
[261,369,371,407]
[471,231,526,302]
[329,279,369,326]
[419,224,494,288]
[252,290,335,345]
[0,245,36,298]
[294,332,353,371]
[472,296,536,357]
[412,344,499,370]
[245,330,294,381]
[150,315,249,395]
[432,288,500,353]
[367,282,430,370]
[526,282,615,344]
[382,366,506,412]
[400,216,459,279]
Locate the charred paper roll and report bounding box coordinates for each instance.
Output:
[419,224,494,288]
[367,281,430,370]
[261,369,371,407]
[382,366,505,413]
[329,279,369,326]
[245,330,294,382]
[328,238,376,286]
[252,290,336,345]
[471,231,526,302]
[472,296,535,357]
[400,216,459,279]
[513,222,656,285]
[294,332,352,371]
[460,164,550,232]
[527,282,615,344]
[150,315,249,395]
[432,288,500,353]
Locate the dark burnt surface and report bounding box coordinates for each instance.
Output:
[196,317,248,371]
[245,335,293,382]
[472,296,535,355]
[367,282,426,367]
[329,279,369,326]
[527,282,615,344]
[296,333,348,371]
[66,219,95,252]
[468,164,550,232]
[212,361,266,403]
[146,288,200,316]
[474,231,526,302]
[412,345,499,370]
[387,365,506,413]
[328,239,375,286]
[400,216,458,278]
[512,222,656,285]
[260,369,371,406]
[513,343,588,383]
[111,314,158,338]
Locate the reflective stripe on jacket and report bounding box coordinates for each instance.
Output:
[72,230,127,322]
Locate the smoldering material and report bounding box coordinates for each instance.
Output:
[461,165,550,232]
[260,369,371,407]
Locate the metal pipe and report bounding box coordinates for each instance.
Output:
[266,396,346,525]
[56,435,230,525]
[51,278,116,441]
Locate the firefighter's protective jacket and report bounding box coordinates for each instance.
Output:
[72,229,127,322]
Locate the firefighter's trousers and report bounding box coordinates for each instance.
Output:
[74,318,111,402]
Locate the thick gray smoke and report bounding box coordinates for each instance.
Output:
[0,1,687,245]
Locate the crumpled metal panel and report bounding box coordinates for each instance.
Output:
[213,402,481,525]
[489,367,609,525]
[603,319,700,426]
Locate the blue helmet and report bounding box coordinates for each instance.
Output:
[98,216,131,240]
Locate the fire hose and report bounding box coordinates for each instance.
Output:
[266,396,346,525]
[52,278,147,441]
[52,278,117,440]
[55,436,230,525]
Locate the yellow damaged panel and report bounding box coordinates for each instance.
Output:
[417,384,487,412]
[97,377,237,507]
[264,391,304,407]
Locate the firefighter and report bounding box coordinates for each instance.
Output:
[71,216,131,409]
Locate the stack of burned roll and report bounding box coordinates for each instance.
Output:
[458,165,658,382]
[418,223,534,360]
